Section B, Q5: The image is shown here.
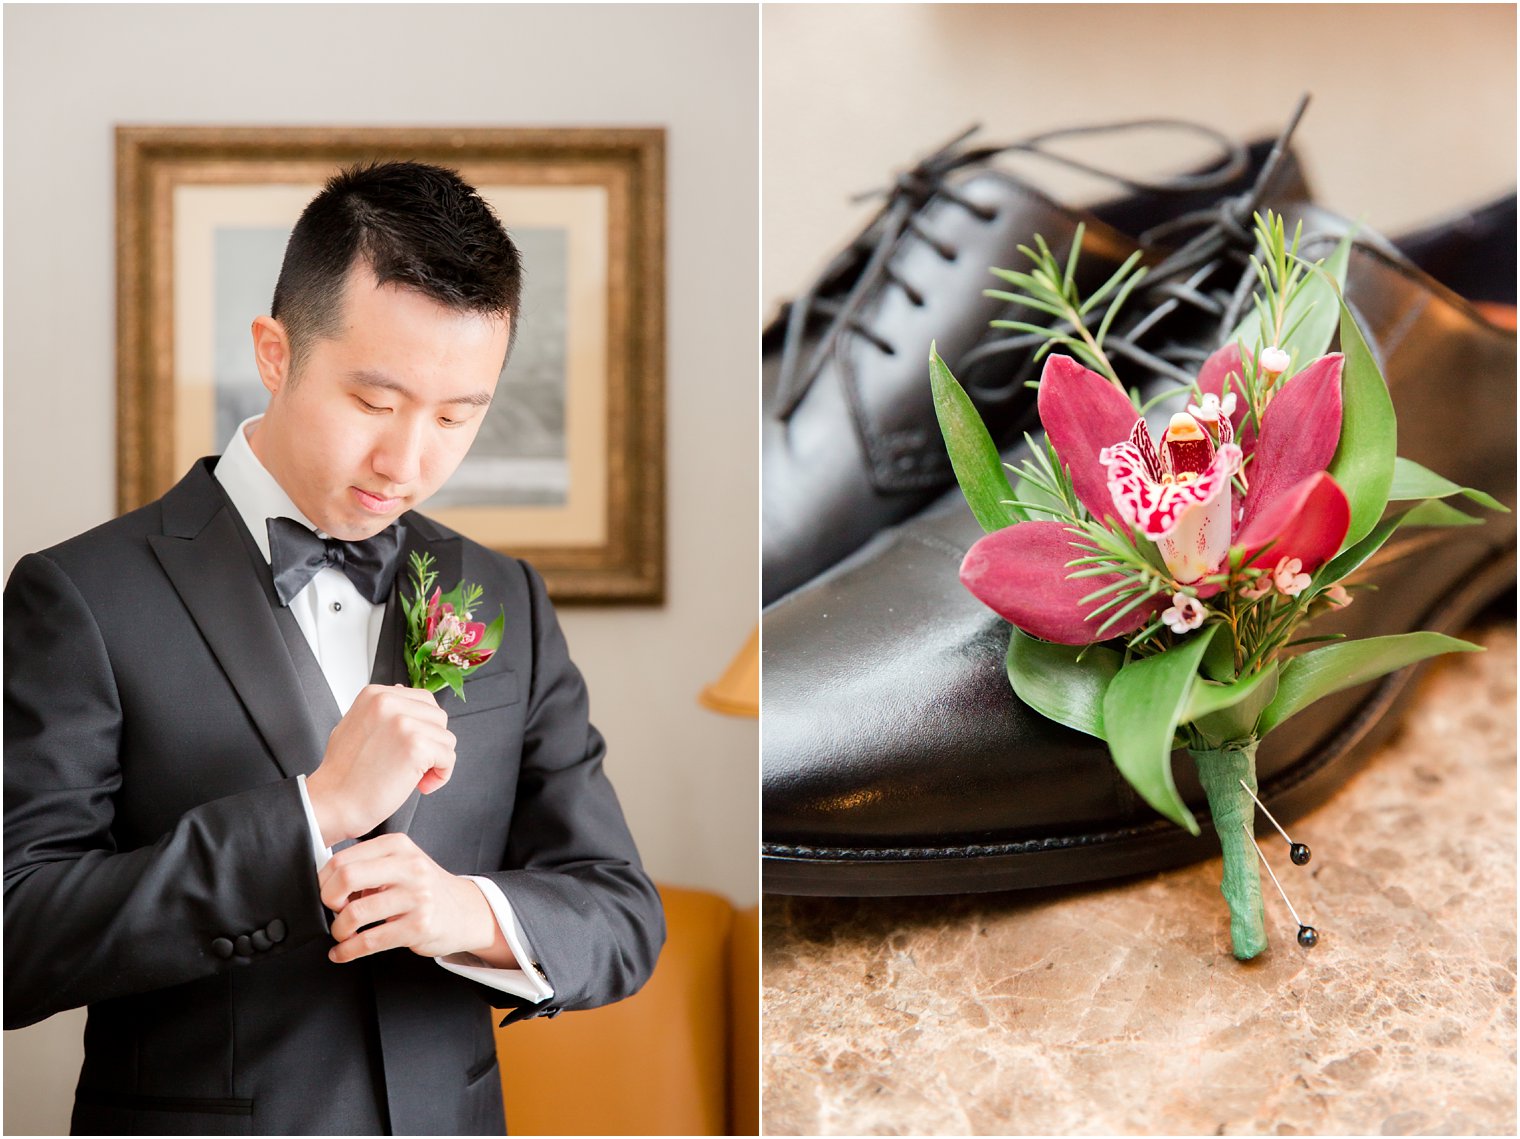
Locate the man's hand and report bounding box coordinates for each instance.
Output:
[305,685,455,846]
[320,833,518,966]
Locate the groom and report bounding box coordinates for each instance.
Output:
[4,161,664,1135]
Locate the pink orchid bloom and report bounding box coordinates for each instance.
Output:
[959,348,1353,645]
[424,588,444,641]
[1100,412,1243,584]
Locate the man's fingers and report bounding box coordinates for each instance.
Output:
[328,916,414,964]
[417,741,455,793]
[318,834,417,906]
[345,685,449,739]
[362,683,448,720]
[320,858,396,911]
[329,887,409,942]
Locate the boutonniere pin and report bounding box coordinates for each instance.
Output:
[401,552,505,701]
[930,209,1506,960]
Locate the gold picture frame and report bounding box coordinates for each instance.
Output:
[116,125,665,603]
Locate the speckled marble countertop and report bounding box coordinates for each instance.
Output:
[762,622,1516,1136]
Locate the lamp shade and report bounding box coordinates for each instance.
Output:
[698,624,758,718]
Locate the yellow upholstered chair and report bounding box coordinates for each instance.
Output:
[494,884,759,1135]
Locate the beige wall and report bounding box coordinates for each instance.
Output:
[764,3,1517,306]
[2,4,757,1133]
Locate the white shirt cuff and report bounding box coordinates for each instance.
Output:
[436,876,555,1003]
[295,774,333,871]
[297,778,551,1004]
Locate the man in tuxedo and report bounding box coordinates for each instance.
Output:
[4,160,665,1134]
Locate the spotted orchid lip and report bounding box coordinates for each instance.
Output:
[1101,420,1242,543]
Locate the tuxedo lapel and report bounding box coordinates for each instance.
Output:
[148,458,329,782]
[363,511,463,839]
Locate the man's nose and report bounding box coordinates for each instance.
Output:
[371,416,425,486]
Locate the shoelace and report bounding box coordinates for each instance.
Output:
[772,117,1250,421]
[958,96,1313,389]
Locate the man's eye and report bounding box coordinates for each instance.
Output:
[356,397,390,413]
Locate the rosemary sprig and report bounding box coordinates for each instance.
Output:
[1003,433,1085,523]
[985,223,1147,392]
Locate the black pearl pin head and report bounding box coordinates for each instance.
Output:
[1297,925,1319,949]
[1290,842,1312,866]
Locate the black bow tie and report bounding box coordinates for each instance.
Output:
[266,516,407,607]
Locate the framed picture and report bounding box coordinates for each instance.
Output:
[117,125,665,603]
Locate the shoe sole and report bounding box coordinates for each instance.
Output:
[762,548,1516,896]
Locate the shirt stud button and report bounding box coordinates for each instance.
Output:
[331,601,342,613]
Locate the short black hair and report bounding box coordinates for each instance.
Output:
[271,159,522,372]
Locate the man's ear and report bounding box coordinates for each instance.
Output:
[251,315,292,396]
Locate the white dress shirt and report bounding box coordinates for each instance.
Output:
[214,414,552,1003]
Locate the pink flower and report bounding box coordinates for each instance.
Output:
[958,348,1353,645]
[1161,592,1207,634]
[1099,413,1243,584]
[424,588,444,641]
[1259,345,1291,377]
[1186,391,1236,425]
[1324,583,1352,609]
[1240,573,1274,601]
[1271,556,1311,597]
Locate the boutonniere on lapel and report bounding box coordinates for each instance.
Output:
[929,208,1505,960]
[400,552,505,701]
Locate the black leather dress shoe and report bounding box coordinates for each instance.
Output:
[762,196,1517,896]
[762,125,1310,605]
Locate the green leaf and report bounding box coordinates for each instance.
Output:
[929,344,1019,534]
[1230,229,1352,361]
[1326,297,1398,549]
[1005,628,1121,740]
[1200,624,1237,682]
[1258,632,1482,735]
[1184,662,1279,746]
[1062,223,1085,293]
[1101,625,1219,834]
[1282,231,1353,363]
[475,609,507,654]
[1389,456,1508,512]
[1316,512,1402,586]
[1400,498,1482,528]
[1315,498,1479,590]
[431,660,466,701]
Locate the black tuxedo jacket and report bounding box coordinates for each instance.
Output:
[3,458,665,1135]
